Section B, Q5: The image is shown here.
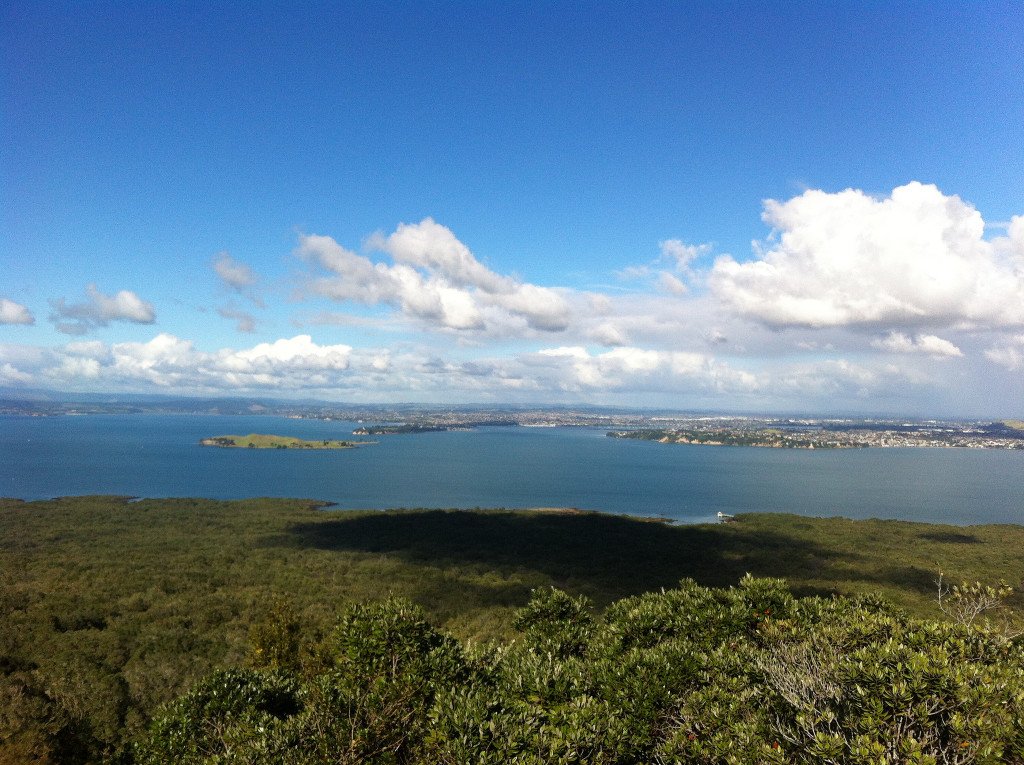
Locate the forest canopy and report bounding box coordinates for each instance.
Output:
[2,496,1023,763]
[136,580,1024,764]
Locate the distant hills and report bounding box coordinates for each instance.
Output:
[1,387,1020,425]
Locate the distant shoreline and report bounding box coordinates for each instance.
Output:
[608,425,1024,450]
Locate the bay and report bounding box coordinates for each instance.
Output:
[1,413,1022,525]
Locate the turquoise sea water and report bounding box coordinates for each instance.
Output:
[1,414,1022,525]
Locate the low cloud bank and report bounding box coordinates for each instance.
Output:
[4,182,1023,413]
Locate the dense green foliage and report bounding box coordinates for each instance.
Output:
[133,581,1024,764]
[2,496,1023,762]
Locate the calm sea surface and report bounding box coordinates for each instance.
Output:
[1,414,1022,525]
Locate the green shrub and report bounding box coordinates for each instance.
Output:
[132,668,300,764]
[134,580,1024,764]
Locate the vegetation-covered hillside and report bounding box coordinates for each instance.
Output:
[135,582,1024,764]
[1,496,1023,762]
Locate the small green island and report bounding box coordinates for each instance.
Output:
[200,434,365,449]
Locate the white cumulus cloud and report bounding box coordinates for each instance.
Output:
[64,340,112,361]
[871,332,963,358]
[0,298,34,325]
[528,345,759,394]
[710,182,1024,330]
[299,219,571,333]
[985,334,1024,371]
[229,334,351,370]
[50,284,156,335]
[658,271,689,295]
[589,322,629,346]
[39,333,354,390]
[0,362,33,384]
[995,215,1024,268]
[372,217,508,293]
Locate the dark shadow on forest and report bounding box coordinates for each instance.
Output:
[279,510,869,604]
[853,564,938,595]
[917,531,982,544]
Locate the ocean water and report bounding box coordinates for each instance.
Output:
[1,414,1022,525]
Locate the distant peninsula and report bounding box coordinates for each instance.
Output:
[200,434,365,449]
[352,420,512,435]
[608,428,860,449]
[609,421,1024,449]
[353,423,449,435]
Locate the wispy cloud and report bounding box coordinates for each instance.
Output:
[659,239,711,271]
[213,251,257,289]
[985,334,1024,371]
[213,252,263,306]
[217,305,256,333]
[615,239,712,296]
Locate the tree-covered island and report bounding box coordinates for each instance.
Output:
[200,434,366,449]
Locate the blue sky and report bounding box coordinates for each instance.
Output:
[2,2,1023,415]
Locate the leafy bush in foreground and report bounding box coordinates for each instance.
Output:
[132,578,1024,764]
